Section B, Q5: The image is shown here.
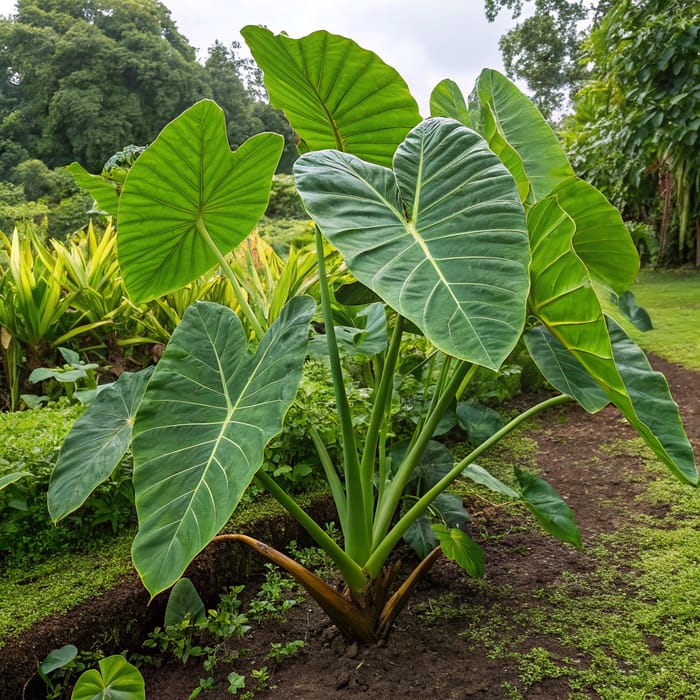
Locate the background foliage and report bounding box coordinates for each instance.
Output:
[486,0,699,266]
[0,0,295,239]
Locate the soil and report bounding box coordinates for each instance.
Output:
[7,356,699,700]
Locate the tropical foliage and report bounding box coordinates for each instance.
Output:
[483,0,601,118]
[563,0,700,266]
[48,27,696,645]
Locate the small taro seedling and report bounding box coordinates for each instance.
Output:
[48,26,697,644]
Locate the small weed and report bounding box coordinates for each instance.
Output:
[136,565,304,697]
[251,665,272,691]
[265,639,305,664]
[516,646,566,687]
[500,681,523,700]
[248,563,303,622]
[227,670,246,695]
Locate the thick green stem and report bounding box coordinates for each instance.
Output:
[314,227,370,563]
[195,218,265,339]
[255,470,366,593]
[365,393,571,577]
[360,315,403,493]
[372,361,472,547]
[308,425,348,532]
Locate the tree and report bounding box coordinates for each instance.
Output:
[484,0,613,118]
[563,0,700,265]
[0,2,297,182]
[0,0,210,173]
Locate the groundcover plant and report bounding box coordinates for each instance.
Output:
[48,27,697,644]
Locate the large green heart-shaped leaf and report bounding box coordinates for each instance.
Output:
[70,655,145,700]
[48,367,153,522]
[118,100,283,302]
[527,197,696,485]
[430,79,471,126]
[550,177,639,293]
[66,162,119,217]
[606,318,697,485]
[131,296,314,597]
[527,195,614,376]
[294,118,529,370]
[241,26,421,167]
[469,69,575,202]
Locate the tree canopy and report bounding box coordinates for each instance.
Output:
[563,0,699,265]
[0,0,294,178]
[483,0,620,118]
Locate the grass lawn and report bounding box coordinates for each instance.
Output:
[629,269,700,369]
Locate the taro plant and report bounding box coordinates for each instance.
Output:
[48,27,697,644]
[26,346,100,406]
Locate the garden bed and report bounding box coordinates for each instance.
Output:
[8,355,699,698]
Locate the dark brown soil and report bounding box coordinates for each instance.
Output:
[8,356,700,700]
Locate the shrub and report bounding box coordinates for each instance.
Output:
[0,401,135,563]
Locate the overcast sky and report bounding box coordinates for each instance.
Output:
[164,0,523,114]
[0,0,525,114]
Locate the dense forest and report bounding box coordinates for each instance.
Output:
[0,0,698,264]
[0,0,295,238]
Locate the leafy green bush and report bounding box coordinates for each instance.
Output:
[257,216,315,256]
[261,358,372,495]
[264,173,306,219]
[0,400,135,563]
[0,400,83,482]
[625,220,659,266]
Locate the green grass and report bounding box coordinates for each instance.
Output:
[628,269,700,369]
[0,535,134,646]
[421,439,700,699]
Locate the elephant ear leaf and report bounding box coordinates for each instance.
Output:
[432,524,485,578]
[295,117,529,370]
[527,196,696,485]
[430,79,471,126]
[549,176,639,293]
[118,99,283,302]
[241,26,421,167]
[66,163,119,217]
[48,367,153,522]
[131,296,315,598]
[516,468,582,548]
[524,326,609,414]
[606,317,696,485]
[71,655,145,700]
[469,69,574,202]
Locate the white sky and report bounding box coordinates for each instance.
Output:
[0,0,526,115]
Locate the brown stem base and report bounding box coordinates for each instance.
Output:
[213,533,442,644]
